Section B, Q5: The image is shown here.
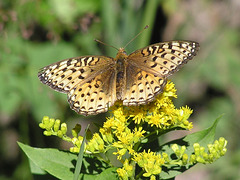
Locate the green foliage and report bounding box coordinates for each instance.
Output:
[19,117,226,179]
[18,142,118,179]
[26,85,227,179]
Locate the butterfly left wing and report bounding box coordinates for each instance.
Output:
[122,41,199,106]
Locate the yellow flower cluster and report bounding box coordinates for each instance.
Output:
[39,116,71,142]
[110,81,193,130]
[40,81,227,179]
[189,137,227,164]
[116,159,134,180]
[84,81,194,179]
[133,150,165,177]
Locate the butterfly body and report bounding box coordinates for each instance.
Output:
[115,48,128,100]
[38,41,199,116]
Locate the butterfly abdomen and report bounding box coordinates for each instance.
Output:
[115,49,128,100]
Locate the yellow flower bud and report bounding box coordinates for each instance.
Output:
[196,156,205,163]
[48,118,55,128]
[202,152,208,160]
[150,175,156,180]
[60,123,67,134]
[220,148,227,156]
[219,137,227,149]
[180,146,186,155]
[200,147,205,155]
[53,119,60,132]
[162,152,169,162]
[171,144,179,152]
[42,116,50,124]
[70,147,80,153]
[43,130,52,136]
[189,154,196,164]
[57,130,63,138]
[39,123,45,129]
[182,154,188,165]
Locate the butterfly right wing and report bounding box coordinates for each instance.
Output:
[67,65,117,115]
[122,63,167,106]
[128,41,199,77]
[38,56,117,115]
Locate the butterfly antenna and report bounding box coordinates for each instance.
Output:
[94,39,119,51]
[123,25,149,49]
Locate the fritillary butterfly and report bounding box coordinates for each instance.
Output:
[38,40,199,116]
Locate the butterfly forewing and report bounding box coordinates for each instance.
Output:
[128,41,200,77]
[38,56,115,93]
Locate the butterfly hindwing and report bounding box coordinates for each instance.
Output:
[123,63,167,106]
[67,67,117,115]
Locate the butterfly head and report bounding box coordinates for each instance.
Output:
[115,47,128,61]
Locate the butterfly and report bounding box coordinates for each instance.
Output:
[38,40,199,116]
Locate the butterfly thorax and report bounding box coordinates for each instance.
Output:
[115,48,128,100]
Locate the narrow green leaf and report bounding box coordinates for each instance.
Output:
[74,124,90,180]
[138,0,159,48]
[101,0,118,56]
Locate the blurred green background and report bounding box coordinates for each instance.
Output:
[0,0,240,179]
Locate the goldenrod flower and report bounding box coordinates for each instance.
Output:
[117,159,134,180]
[39,81,227,179]
[133,150,164,177]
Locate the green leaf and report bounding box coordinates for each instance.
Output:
[95,167,118,180]
[158,116,222,179]
[18,142,116,179]
[29,159,47,175]
[183,115,222,150]
[18,142,77,179]
[74,124,90,180]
